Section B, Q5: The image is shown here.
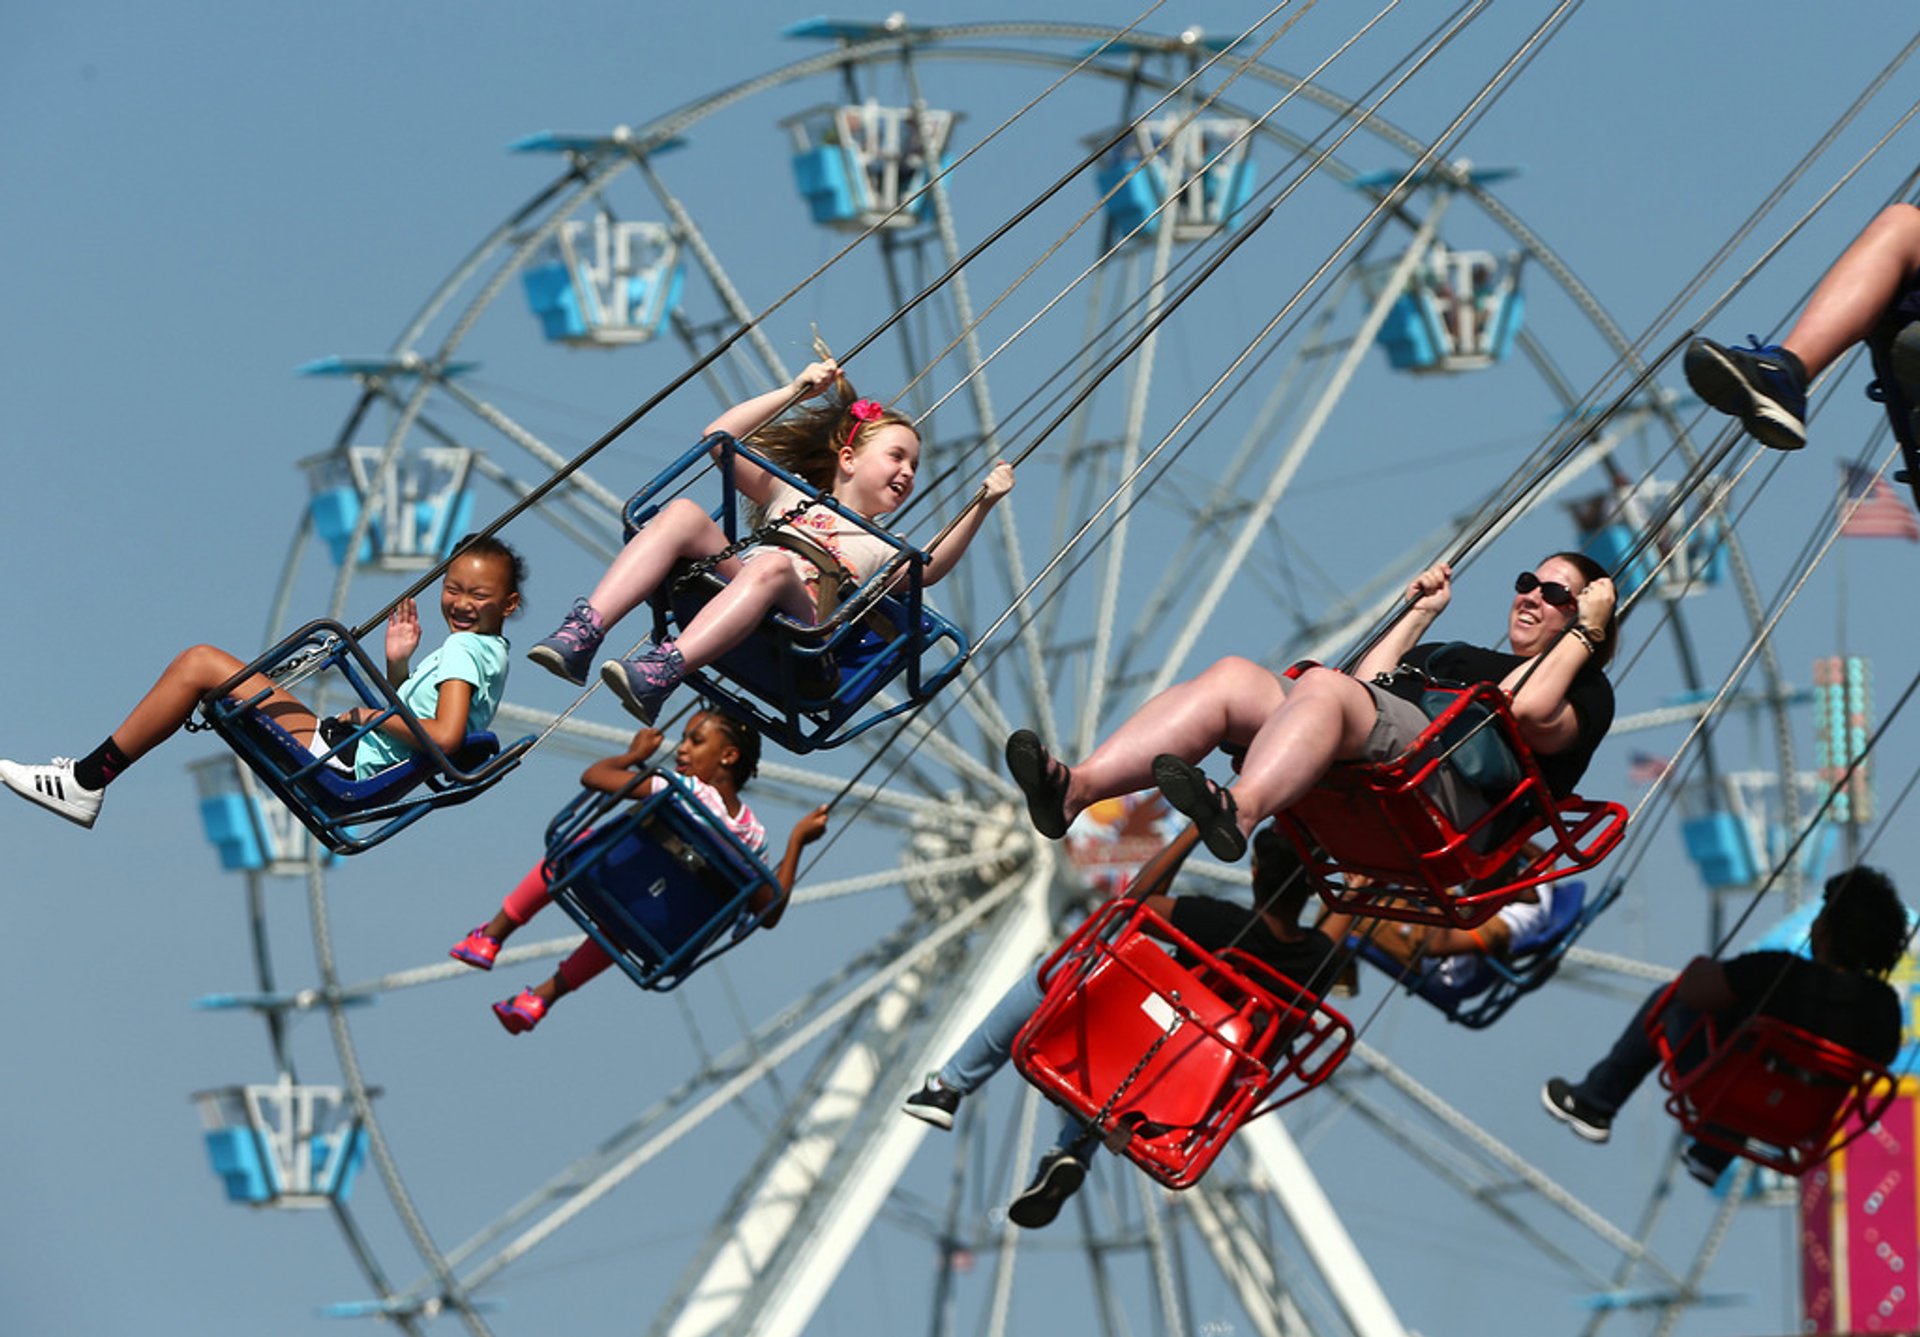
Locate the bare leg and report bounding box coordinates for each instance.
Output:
[1065,657,1288,822]
[1785,203,1920,378]
[1220,668,1380,838]
[111,644,319,763]
[587,498,733,629]
[671,554,816,668]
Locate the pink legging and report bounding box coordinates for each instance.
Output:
[501,859,614,993]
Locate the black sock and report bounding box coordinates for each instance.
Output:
[73,738,131,791]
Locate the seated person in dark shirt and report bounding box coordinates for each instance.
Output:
[1003,555,1618,863]
[1542,866,1906,1183]
[901,822,1336,1228]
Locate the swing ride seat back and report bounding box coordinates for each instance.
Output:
[1647,984,1898,1177]
[1351,878,1592,1029]
[198,619,531,856]
[1865,317,1920,506]
[627,434,970,753]
[1272,670,1627,931]
[541,770,783,991]
[1012,900,1353,1189]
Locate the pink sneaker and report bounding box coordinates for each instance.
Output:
[449,926,502,970]
[493,988,548,1035]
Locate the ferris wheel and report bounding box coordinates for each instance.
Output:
[180,18,1827,1336]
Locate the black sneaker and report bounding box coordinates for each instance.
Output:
[1151,753,1247,861]
[901,1077,961,1131]
[1681,1141,1730,1188]
[1007,1149,1087,1230]
[1540,1077,1612,1143]
[1683,336,1809,451]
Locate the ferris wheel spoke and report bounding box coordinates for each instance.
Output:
[434,378,629,512]
[1077,222,1180,756]
[636,155,791,386]
[1338,1043,1686,1291]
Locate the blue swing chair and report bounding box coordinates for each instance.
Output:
[1349,877,1614,1028]
[540,768,785,991]
[196,619,532,855]
[626,433,970,753]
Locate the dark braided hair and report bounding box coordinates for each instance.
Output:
[697,706,761,788]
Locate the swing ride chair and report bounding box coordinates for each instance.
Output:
[539,768,784,992]
[1273,669,1628,932]
[196,619,532,856]
[625,432,969,753]
[1645,981,1899,1178]
[1349,876,1611,1030]
[1864,316,1920,511]
[1012,899,1355,1189]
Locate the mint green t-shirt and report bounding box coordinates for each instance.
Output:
[354,632,510,779]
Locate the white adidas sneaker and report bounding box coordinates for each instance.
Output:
[0,758,104,829]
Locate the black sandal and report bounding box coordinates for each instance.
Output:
[1152,753,1247,861]
[1005,729,1071,839]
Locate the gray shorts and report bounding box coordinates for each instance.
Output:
[1360,682,1492,832]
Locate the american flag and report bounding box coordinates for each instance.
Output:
[1627,750,1669,785]
[1838,464,1920,541]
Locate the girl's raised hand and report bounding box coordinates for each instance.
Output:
[386,598,421,663]
[981,459,1015,501]
[791,359,842,399]
[794,804,830,847]
[625,727,665,762]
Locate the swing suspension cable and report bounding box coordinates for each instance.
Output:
[886,0,1434,530]
[341,2,1180,642]
[845,0,1356,534]
[964,0,1561,650]
[895,0,1525,542]
[888,0,1339,425]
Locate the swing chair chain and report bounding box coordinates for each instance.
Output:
[1087,1002,1179,1146]
[678,494,822,586]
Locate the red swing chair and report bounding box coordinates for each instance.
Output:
[1271,667,1628,931]
[1644,980,1899,1177]
[1011,899,1353,1189]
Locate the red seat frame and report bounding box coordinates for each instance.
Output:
[1272,671,1627,929]
[1646,981,1898,1177]
[1012,900,1353,1189]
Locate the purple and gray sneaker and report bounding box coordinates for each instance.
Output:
[527,598,606,686]
[601,642,687,724]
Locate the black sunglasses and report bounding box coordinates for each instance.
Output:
[1514,571,1577,608]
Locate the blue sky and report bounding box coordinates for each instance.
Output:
[5,4,1920,1335]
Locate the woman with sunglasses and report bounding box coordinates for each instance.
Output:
[1005,553,1617,860]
